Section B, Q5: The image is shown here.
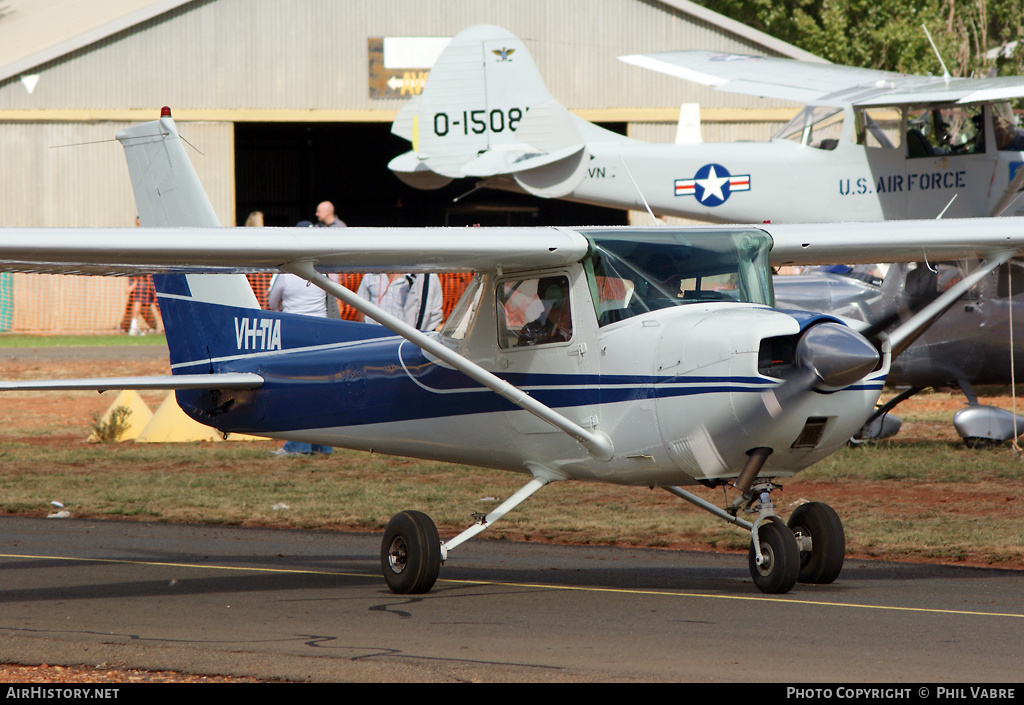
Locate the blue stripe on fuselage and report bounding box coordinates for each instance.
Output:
[174,335,857,434]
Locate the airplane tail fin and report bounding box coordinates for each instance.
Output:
[116,109,260,368]
[390,25,625,198]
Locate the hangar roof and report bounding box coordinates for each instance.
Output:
[0,0,822,86]
[0,0,195,83]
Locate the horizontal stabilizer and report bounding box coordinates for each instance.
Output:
[461,144,586,177]
[0,373,264,392]
[388,150,454,190]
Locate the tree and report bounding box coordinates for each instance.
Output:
[697,0,1024,77]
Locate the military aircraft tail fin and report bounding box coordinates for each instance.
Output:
[390,24,625,198]
[117,108,261,368]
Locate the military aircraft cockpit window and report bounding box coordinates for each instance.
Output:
[992,102,1024,151]
[906,105,984,157]
[854,108,901,149]
[440,273,483,341]
[773,106,844,150]
[581,229,774,326]
[496,275,573,348]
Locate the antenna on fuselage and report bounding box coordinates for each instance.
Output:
[618,156,661,226]
[936,193,958,219]
[922,24,952,83]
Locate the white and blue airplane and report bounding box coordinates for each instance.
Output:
[390,25,1024,222]
[2,109,1024,595]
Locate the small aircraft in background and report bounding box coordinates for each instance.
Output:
[2,110,1024,595]
[390,24,1024,222]
[774,262,1024,447]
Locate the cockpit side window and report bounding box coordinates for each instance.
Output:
[906,106,984,158]
[855,108,901,149]
[496,275,573,349]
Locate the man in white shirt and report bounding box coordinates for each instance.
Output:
[266,272,333,456]
[267,272,327,317]
[356,273,443,331]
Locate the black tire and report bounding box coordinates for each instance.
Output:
[788,502,845,584]
[748,521,799,594]
[963,436,1001,450]
[380,510,441,594]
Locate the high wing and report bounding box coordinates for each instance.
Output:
[0,227,587,275]
[0,220,1021,276]
[619,50,1024,106]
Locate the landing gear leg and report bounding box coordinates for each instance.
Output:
[665,465,804,594]
[379,467,566,595]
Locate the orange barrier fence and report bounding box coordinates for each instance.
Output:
[1,273,473,335]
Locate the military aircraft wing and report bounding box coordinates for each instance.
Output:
[619,50,1024,106]
[763,217,1024,265]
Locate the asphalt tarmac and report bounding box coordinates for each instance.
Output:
[0,516,1020,683]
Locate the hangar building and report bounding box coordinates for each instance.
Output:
[0,0,816,332]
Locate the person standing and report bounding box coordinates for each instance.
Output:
[315,201,346,228]
[355,273,444,332]
[267,222,334,456]
[404,273,444,331]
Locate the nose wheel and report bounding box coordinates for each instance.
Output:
[787,501,845,584]
[748,520,799,594]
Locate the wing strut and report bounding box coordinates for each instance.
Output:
[283,260,615,461]
[990,165,1024,217]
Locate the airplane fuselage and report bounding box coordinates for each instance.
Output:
[173,263,886,488]
[563,138,1022,223]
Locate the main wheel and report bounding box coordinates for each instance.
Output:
[748,521,799,594]
[788,501,845,584]
[381,510,441,594]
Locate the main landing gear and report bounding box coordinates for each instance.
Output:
[378,461,845,596]
[380,470,561,594]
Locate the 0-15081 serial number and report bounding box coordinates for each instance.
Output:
[432,109,526,136]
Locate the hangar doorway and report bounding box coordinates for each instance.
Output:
[234,122,628,228]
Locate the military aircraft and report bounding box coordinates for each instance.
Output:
[390,24,1024,222]
[3,110,1024,596]
[774,263,1024,446]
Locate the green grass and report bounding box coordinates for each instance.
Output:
[0,437,1020,567]
[0,334,166,347]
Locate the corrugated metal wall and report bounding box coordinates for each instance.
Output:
[0,0,800,113]
[0,121,233,333]
[0,121,233,227]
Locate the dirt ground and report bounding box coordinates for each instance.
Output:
[0,344,1021,682]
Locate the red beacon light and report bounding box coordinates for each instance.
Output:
[161,106,172,117]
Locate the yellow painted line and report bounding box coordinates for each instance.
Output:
[437,576,1024,619]
[0,552,343,577]
[3,552,1020,620]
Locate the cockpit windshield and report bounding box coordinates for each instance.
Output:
[580,229,774,326]
[773,106,844,149]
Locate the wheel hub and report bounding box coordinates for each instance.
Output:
[387,536,408,574]
[755,543,775,575]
